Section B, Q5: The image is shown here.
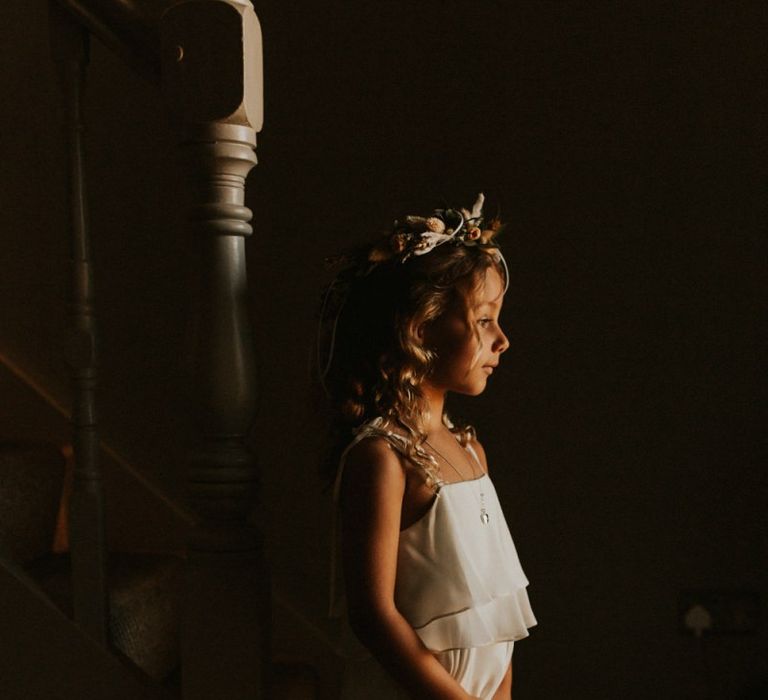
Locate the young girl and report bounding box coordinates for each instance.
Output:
[318,194,536,699]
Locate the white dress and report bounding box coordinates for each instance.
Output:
[331,417,536,700]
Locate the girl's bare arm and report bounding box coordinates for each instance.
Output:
[341,437,478,700]
[492,660,512,699]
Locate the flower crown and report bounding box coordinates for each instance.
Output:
[367,193,504,264]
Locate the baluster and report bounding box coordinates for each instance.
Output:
[49,1,108,645]
[161,2,267,697]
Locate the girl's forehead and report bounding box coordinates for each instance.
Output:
[470,267,506,307]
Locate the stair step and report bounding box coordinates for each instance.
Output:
[27,551,184,681]
[0,441,65,564]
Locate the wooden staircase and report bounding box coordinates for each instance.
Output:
[0,360,343,698]
[0,2,340,697]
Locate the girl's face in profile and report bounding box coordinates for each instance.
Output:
[422,266,509,396]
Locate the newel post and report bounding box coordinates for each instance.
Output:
[160,2,268,698]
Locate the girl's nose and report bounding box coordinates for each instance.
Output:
[494,327,510,354]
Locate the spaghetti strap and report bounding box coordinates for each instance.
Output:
[464,442,485,474]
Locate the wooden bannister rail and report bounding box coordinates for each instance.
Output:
[161,2,267,697]
[49,2,109,646]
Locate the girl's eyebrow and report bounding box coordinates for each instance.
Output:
[473,300,501,309]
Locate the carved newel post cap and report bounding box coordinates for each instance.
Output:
[160,0,263,132]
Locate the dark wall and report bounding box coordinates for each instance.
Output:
[1,1,765,698]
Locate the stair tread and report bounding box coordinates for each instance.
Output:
[26,550,184,680]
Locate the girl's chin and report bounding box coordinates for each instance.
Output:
[453,380,488,397]
[429,374,489,397]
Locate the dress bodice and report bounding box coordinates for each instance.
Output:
[395,472,535,651]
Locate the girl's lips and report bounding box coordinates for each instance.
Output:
[483,365,495,374]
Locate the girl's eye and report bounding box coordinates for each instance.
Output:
[478,318,493,328]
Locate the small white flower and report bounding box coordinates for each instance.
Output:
[413,231,453,255]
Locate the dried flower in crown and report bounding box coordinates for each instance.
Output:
[365,193,505,264]
[425,217,446,233]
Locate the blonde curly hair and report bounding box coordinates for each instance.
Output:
[316,218,507,486]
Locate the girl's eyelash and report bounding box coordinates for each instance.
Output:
[478,318,493,326]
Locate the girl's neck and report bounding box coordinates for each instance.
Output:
[421,383,447,435]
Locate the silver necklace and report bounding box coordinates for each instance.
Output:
[424,439,490,525]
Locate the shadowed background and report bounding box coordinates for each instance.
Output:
[0,1,765,697]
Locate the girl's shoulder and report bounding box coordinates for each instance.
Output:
[348,416,411,453]
[340,432,408,502]
[341,416,418,479]
[345,429,403,463]
[344,419,409,466]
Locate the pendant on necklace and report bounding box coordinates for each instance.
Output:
[479,489,489,524]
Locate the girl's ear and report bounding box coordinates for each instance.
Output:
[416,320,432,345]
